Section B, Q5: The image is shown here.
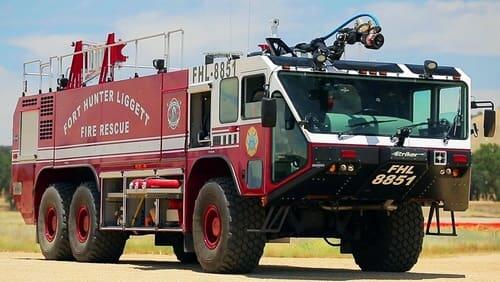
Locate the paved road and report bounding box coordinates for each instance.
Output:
[1,252,499,281]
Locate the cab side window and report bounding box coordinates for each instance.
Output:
[242,74,266,119]
[219,77,239,123]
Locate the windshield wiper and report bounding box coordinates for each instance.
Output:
[443,113,463,143]
[397,121,429,131]
[337,119,397,138]
[391,122,429,146]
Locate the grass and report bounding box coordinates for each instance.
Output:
[463,201,500,218]
[1,198,499,257]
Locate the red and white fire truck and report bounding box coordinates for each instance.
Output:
[11,14,496,273]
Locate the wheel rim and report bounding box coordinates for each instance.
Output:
[203,204,221,250]
[76,205,90,243]
[44,206,57,242]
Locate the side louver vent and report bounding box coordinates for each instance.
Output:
[22,98,37,107]
[39,120,53,140]
[40,96,54,116]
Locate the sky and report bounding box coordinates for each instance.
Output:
[0,0,499,145]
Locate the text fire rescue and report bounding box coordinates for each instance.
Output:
[62,89,151,138]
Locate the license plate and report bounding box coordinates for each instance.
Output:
[371,164,418,187]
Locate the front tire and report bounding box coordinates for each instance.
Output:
[37,183,74,260]
[193,177,265,273]
[352,201,424,272]
[173,238,197,264]
[68,182,128,262]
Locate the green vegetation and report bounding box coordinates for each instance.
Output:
[264,230,500,258]
[471,143,500,200]
[0,146,12,209]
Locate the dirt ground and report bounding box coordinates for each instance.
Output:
[0,252,499,282]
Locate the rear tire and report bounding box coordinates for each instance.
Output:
[193,177,265,273]
[68,182,128,262]
[352,201,424,272]
[37,183,74,260]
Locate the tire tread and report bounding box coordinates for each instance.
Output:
[195,177,265,273]
[71,182,127,262]
[352,202,424,272]
[38,183,74,260]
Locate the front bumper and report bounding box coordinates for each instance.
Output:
[268,145,471,211]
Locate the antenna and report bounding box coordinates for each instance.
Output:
[247,0,251,54]
[229,1,233,50]
[271,18,279,38]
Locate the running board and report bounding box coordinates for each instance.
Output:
[425,202,457,236]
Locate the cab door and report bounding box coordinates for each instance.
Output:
[238,71,268,195]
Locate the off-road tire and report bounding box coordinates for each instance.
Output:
[68,182,128,262]
[193,177,265,273]
[352,201,424,272]
[173,239,198,264]
[37,183,74,260]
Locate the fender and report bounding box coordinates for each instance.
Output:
[188,155,241,194]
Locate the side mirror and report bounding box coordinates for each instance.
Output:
[261,98,277,128]
[484,109,496,137]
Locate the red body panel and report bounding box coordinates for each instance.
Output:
[12,71,189,223]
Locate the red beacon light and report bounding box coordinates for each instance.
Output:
[341,149,357,160]
[452,154,468,165]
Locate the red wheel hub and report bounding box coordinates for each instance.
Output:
[76,206,90,243]
[44,206,57,242]
[203,204,221,249]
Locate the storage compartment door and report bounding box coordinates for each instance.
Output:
[19,110,39,161]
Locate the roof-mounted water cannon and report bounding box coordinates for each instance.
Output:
[291,14,384,69]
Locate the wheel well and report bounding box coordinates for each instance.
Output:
[34,166,97,221]
[185,157,237,232]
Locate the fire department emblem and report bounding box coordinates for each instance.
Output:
[245,126,259,157]
[167,98,181,129]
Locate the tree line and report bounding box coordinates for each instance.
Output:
[470,143,500,200]
[0,146,13,209]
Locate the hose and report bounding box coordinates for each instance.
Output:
[321,13,380,40]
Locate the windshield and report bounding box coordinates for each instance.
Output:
[278,72,468,139]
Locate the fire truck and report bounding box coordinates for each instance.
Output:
[11,14,496,273]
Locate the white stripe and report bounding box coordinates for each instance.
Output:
[13,160,53,165]
[55,139,161,159]
[163,149,185,154]
[54,151,162,162]
[36,134,185,151]
[100,171,122,178]
[37,149,53,160]
[123,169,156,177]
[55,136,161,149]
[163,133,188,138]
[308,133,470,150]
[52,137,186,160]
[161,136,186,150]
[156,168,183,175]
[14,138,187,164]
[212,132,230,137]
[188,144,240,152]
[212,128,231,133]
